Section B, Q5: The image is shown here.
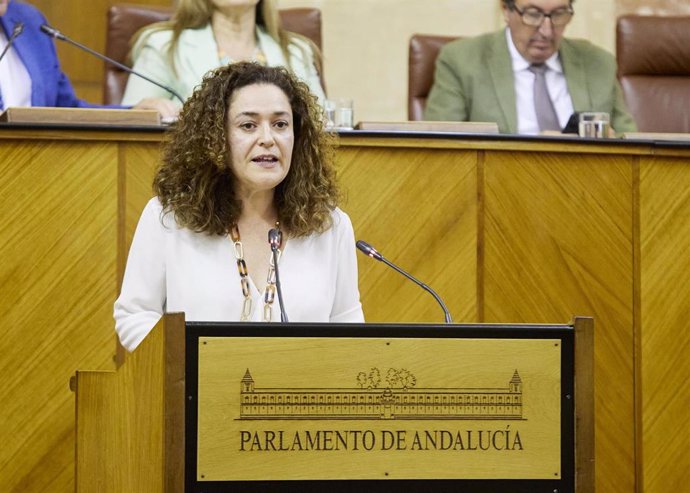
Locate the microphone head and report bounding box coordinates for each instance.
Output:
[13,22,24,37]
[268,228,282,251]
[356,240,383,261]
[40,24,63,40]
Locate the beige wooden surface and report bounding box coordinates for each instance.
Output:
[1,129,689,491]
[573,317,595,491]
[198,336,561,481]
[74,313,185,493]
[74,316,589,490]
[0,107,160,125]
[638,156,690,492]
[0,137,119,492]
[482,148,635,493]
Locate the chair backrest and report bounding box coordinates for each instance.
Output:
[616,15,690,133]
[104,3,323,105]
[408,34,459,121]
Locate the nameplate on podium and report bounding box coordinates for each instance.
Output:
[188,323,572,487]
[355,120,499,133]
[622,131,690,141]
[0,106,161,126]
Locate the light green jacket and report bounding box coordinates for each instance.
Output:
[121,25,325,105]
[425,30,636,134]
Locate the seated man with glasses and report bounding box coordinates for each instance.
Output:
[425,0,636,134]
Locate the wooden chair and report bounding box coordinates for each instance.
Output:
[408,33,459,121]
[616,15,690,133]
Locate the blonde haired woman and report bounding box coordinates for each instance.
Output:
[121,0,325,118]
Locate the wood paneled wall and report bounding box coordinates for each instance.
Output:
[638,156,690,492]
[0,131,162,492]
[2,130,690,491]
[332,137,690,493]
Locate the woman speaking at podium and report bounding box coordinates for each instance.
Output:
[114,62,363,352]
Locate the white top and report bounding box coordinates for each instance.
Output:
[505,28,574,135]
[114,198,364,351]
[121,24,325,106]
[0,28,31,109]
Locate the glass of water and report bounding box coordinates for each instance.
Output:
[335,98,354,130]
[578,112,611,138]
[324,99,336,129]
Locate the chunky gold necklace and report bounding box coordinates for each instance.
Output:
[230,223,282,322]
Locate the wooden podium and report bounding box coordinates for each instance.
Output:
[73,315,594,492]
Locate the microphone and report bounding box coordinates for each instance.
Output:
[268,228,288,323]
[0,22,24,64]
[356,240,453,324]
[39,24,185,104]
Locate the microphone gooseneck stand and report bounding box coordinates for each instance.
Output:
[0,22,24,65]
[39,24,185,104]
[269,228,288,323]
[356,240,453,324]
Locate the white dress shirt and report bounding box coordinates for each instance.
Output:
[0,28,31,109]
[505,28,574,134]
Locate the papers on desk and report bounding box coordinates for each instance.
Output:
[622,132,690,142]
[0,107,162,126]
[355,120,499,134]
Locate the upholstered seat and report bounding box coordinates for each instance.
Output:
[408,34,459,121]
[104,3,323,105]
[616,15,690,133]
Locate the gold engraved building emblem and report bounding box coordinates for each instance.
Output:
[239,368,523,420]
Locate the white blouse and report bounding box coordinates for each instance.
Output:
[114,198,364,351]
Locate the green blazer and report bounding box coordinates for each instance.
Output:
[424,30,636,134]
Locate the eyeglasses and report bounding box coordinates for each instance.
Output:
[512,5,574,27]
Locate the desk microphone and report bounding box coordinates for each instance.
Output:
[0,22,24,65]
[39,24,185,104]
[268,228,288,322]
[356,240,453,324]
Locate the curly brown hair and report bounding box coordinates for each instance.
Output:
[154,61,338,237]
